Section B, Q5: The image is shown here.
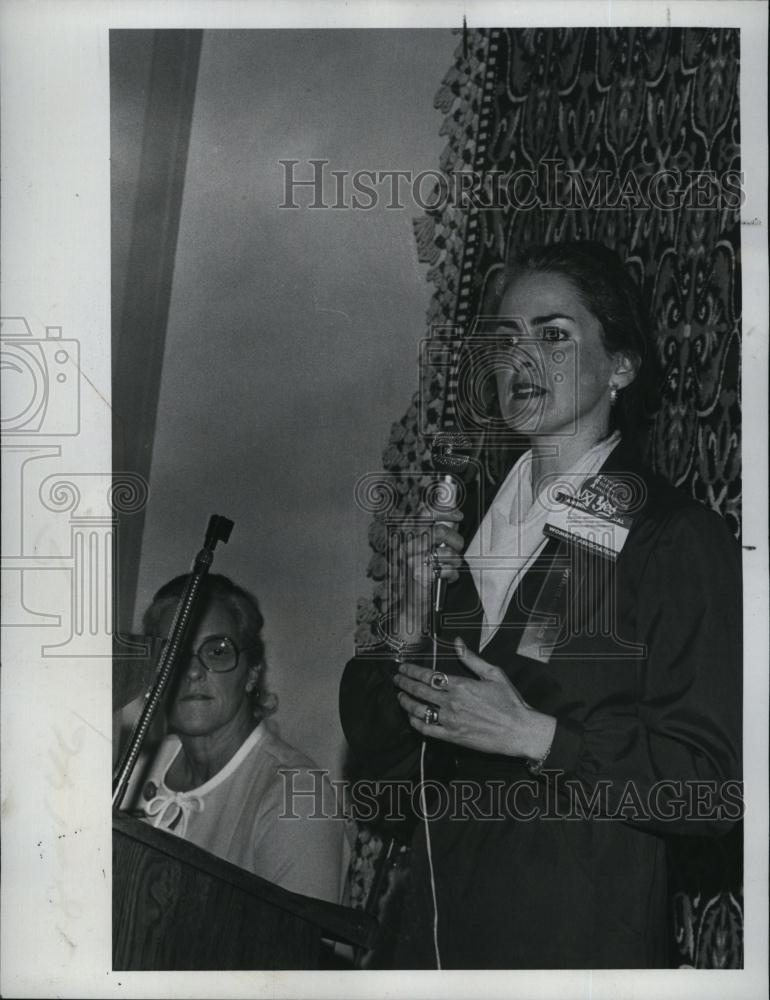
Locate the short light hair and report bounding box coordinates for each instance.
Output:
[143,573,277,720]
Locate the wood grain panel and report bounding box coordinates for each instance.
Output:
[113,812,377,969]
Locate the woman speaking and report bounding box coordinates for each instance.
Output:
[339,241,742,968]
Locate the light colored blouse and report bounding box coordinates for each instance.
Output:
[127,723,344,903]
[465,431,622,649]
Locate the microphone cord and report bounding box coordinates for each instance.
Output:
[421,492,459,971]
[419,631,443,969]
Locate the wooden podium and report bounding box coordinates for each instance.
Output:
[113,812,377,970]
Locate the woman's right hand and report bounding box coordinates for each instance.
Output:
[396,507,465,638]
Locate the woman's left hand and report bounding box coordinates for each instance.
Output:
[393,637,556,760]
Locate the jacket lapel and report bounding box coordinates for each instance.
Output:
[449,439,651,666]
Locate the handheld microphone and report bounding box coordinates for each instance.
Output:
[429,431,478,619]
[423,433,480,969]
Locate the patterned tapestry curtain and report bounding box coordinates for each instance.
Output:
[351,27,742,968]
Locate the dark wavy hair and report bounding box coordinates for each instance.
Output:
[482,240,660,452]
[142,573,277,722]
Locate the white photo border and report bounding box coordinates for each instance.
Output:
[1,1,767,997]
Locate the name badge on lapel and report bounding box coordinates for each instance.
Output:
[543,474,634,562]
[517,475,637,663]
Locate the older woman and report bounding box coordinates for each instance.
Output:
[340,241,742,968]
[125,573,343,903]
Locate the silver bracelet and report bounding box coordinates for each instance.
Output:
[526,728,555,776]
[376,613,427,660]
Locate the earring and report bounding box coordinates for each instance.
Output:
[609,385,619,407]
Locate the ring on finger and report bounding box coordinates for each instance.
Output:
[423,545,441,566]
[429,671,449,691]
[423,705,440,726]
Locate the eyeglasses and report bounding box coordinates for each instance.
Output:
[159,634,242,674]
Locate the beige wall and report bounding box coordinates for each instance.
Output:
[132,30,456,777]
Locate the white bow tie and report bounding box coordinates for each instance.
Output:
[144,788,204,838]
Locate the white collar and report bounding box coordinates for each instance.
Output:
[466,432,621,650]
[163,721,266,797]
[141,723,267,839]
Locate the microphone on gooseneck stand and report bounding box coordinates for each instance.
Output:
[429,431,479,632]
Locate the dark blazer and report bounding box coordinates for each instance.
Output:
[340,441,742,969]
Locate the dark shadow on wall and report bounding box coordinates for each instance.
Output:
[111,29,203,635]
